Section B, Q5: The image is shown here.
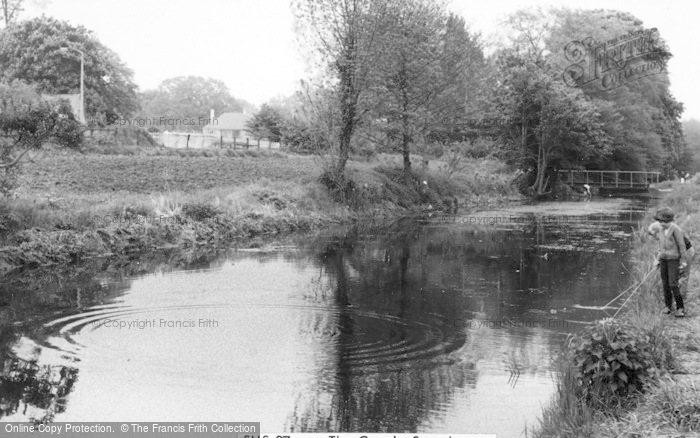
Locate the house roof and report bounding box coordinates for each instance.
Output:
[203,112,251,131]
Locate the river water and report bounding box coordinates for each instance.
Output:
[0,198,653,436]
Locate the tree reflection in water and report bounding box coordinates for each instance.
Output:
[0,356,78,423]
[286,222,477,432]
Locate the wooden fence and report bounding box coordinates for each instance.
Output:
[150,132,281,150]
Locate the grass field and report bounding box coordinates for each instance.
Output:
[17,151,318,193]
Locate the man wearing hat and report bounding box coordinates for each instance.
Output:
[648,207,689,317]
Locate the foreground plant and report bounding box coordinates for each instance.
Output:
[569,317,668,412]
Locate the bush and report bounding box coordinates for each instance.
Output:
[0,166,19,198]
[0,203,20,234]
[0,81,83,197]
[253,190,287,210]
[415,142,445,159]
[570,318,666,411]
[181,202,221,221]
[319,169,356,204]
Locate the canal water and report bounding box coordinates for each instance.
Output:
[0,198,653,436]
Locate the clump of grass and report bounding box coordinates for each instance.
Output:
[643,378,700,431]
[653,180,676,189]
[532,356,597,438]
[593,378,700,437]
[150,192,182,218]
[181,202,221,221]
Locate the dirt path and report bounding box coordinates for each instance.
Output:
[668,292,700,382]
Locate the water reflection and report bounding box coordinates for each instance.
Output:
[0,199,651,435]
[0,357,78,423]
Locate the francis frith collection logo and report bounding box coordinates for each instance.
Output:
[562,28,670,91]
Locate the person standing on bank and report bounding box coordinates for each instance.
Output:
[648,207,688,317]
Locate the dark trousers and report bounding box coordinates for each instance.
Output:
[660,259,684,310]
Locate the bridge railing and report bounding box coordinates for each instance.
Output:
[558,170,660,187]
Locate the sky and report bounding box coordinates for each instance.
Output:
[22,0,700,121]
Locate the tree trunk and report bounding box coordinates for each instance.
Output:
[335,25,359,177]
[530,132,551,196]
[400,63,411,186]
[521,105,527,159]
[336,118,352,175]
[403,131,411,185]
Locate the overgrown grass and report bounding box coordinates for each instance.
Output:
[531,178,700,437]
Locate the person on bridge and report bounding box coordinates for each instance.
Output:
[648,207,689,317]
[582,184,591,199]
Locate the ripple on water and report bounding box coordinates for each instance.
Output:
[40,303,467,375]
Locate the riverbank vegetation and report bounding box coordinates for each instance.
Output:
[0,149,517,275]
[532,180,700,437]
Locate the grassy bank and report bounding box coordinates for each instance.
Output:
[0,148,520,275]
[532,180,700,437]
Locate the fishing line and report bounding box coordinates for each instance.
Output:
[612,267,656,319]
[601,264,654,309]
[603,280,638,310]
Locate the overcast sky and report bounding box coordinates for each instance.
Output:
[23,0,700,120]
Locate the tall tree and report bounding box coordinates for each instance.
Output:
[546,8,681,177]
[138,76,241,131]
[0,17,140,119]
[491,49,611,195]
[1,0,23,27]
[370,1,483,184]
[293,0,388,178]
[682,119,700,175]
[375,0,445,183]
[245,103,283,141]
[492,7,684,194]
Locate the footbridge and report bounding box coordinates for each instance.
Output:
[558,170,660,193]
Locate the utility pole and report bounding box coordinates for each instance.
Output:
[59,46,86,124]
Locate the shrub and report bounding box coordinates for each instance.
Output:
[319,169,356,204]
[352,142,376,161]
[415,142,445,159]
[253,190,287,210]
[464,137,497,159]
[0,204,20,234]
[181,202,221,221]
[0,81,83,197]
[0,166,19,198]
[281,117,330,154]
[569,318,665,411]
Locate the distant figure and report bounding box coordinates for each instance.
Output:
[583,184,591,199]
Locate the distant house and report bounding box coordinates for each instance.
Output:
[202,111,252,140]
